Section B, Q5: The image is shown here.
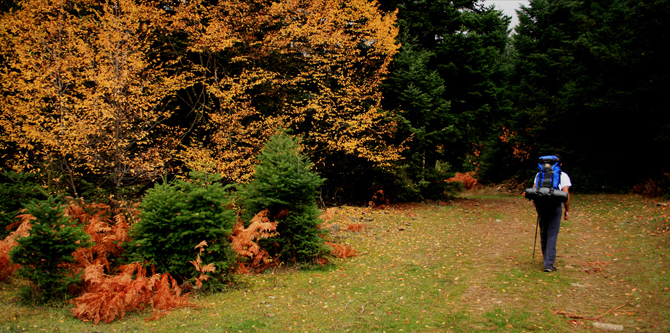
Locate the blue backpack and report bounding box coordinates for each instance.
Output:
[534,155,561,189]
[525,155,568,202]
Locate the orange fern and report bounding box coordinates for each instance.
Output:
[190,241,216,290]
[446,172,480,190]
[325,241,358,258]
[319,208,336,222]
[0,213,34,281]
[65,202,133,274]
[344,223,367,232]
[71,262,195,324]
[230,209,278,273]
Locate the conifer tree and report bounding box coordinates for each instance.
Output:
[129,172,237,284]
[500,0,670,190]
[242,130,326,263]
[382,38,454,200]
[379,0,510,167]
[10,196,92,300]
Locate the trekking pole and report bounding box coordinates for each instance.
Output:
[532,215,540,259]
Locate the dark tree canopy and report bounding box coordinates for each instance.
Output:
[492,0,669,191]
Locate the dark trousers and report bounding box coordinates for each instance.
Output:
[536,202,562,270]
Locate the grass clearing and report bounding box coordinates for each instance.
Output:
[1,192,669,332]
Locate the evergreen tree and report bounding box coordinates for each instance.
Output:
[378,0,511,198]
[382,38,455,200]
[129,172,237,284]
[498,0,670,191]
[10,196,92,300]
[242,130,326,263]
[0,170,47,239]
[378,2,511,158]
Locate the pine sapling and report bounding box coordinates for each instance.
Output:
[9,196,92,300]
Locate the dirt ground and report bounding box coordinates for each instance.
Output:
[426,193,670,331]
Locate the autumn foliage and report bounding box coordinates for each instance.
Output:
[0,199,195,322]
[71,263,194,324]
[447,172,480,190]
[0,0,401,193]
[0,0,390,322]
[230,209,279,274]
[67,202,135,273]
[325,241,359,258]
[0,213,32,281]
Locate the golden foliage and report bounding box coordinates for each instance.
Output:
[0,0,188,190]
[1,0,403,187]
[230,209,278,274]
[181,0,403,182]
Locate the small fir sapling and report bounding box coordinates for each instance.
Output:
[127,172,237,284]
[242,130,328,263]
[9,196,92,300]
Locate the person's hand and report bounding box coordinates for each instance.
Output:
[564,211,570,220]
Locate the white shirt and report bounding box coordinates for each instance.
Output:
[534,172,572,190]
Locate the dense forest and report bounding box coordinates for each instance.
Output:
[1,0,668,201]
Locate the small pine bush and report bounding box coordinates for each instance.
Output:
[0,170,47,239]
[242,130,327,263]
[9,196,92,300]
[128,172,237,284]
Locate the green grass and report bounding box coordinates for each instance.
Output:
[1,193,669,332]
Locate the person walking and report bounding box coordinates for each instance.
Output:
[532,155,571,272]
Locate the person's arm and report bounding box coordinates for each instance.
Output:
[562,186,570,220]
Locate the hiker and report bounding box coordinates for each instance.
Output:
[530,155,571,272]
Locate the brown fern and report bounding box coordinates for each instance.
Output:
[344,223,367,232]
[190,241,216,290]
[0,213,34,281]
[230,209,279,273]
[71,262,196,324]
[446,172,480,190]
[319,208,335,222]
[65,202,133,275]
[325,241,359,258]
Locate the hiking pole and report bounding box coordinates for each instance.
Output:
[532,215,540,259]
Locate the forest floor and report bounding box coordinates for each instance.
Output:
[1,191,669,332]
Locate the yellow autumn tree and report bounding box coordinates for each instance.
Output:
[0,0,189,194]
[179,0,402,182]
[1,0,402,193]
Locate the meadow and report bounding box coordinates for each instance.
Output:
[1,192,668,332]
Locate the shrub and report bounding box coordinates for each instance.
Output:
[633,173,670,198]
[393,166,458,202]
[0,170,47,239]
[9,196,92,300]
[127,172,237,284]
[242,131,327,263]
[447,172,480,190]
